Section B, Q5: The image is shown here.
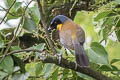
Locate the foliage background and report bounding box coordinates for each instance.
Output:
[0,0,120,80]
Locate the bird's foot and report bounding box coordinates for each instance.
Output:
[55,54,62,64]
[75,61,78,70]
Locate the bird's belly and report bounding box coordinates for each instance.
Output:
[59,30,74,50]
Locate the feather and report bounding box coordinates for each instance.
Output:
[72,39,89,66]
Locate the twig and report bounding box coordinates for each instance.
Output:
[8,49,43,55]
[0,5,16,16]
[99,27,116,43]
[0,0,16,24]
[29,75,43,78]
[0,49,43,58]
[0,39,15,64]
[0,0,33,64]
[69,0,78,16]
[37,0,57,54]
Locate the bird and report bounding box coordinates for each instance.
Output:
[48,15,89,67]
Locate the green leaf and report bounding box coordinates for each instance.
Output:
[26,62,44,76]
[6,14,21,21]
[62,69,69,79]
[0,71,8,80]
[115,29,120,41]
[33,43,45,58]
[6,0,14,8]
[52,67,58,80]
[35,63,44,76]
[87,42,109,65]
[56,46,65,54]
[10,46,21,51]
[14,2,22,12]
[0,56,14,74]
[43,64,53,79]
[100,65,118,71]
[34,43,45,51]
[6,2,23,21]
[71,71,78,79]
[12,72,29,80]
[115,18,120,41]
[99,65,112,71]
[23,17,37,32]
[100,27,108,43]
[111,65,118,71]
[29,6,40,24]
[100,17,116,43]
[8,2,22,13]
[0,41,5,48]
[12,55,25,73]
[25,62,36,76]
[110,59,120,64]
[115,18,120,27]
[94,11,112,21]
[103,17,115,31]
[76,72,93,80]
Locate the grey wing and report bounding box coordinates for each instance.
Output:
[76,25,85,45]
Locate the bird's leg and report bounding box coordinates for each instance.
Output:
[55,53,62,64]
[69,50,78,69]
[68,49,78,69]
[75,61,78,70]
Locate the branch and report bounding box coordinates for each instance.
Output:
[37,0,57,54]
[1,49,111,80]
[0,0,16,24]
[7,49,43,56]
[0,5,16,16]
[29,75,43,78]
[0,49,43,58]
[42,55,111,80]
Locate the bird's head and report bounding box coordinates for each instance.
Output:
[48,15,68,31]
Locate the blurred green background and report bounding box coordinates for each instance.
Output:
[74,11,120,68]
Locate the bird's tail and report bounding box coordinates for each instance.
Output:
[72,40,89,67]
